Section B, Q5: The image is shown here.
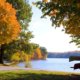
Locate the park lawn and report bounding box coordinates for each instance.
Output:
[0,70,80,80]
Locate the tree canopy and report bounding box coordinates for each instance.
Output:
[35,0,80,35]
[35,0,80,46]
[7,0,32,31]
[2,0,39,62]
[0,0,21,45]
[6,0,37,55]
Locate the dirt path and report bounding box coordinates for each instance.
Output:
[0,66,30,71]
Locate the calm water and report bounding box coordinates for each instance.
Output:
[18,58,80,73]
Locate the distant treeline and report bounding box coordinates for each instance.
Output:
[48,51,80,58]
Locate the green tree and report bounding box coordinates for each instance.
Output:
[70,35,80,47]
[4,40,39,61]
[40,47,47,54]
[40,47,48,59]
[7,0,32,21]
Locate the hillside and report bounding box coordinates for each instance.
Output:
[48,51,80,58]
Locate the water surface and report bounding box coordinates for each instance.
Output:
[18,58,80,73]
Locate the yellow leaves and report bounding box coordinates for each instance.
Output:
[11,52,21,62]
[0,31,2,35]
[77,3,80,8]
[11,48,44,62]
[24,54,29,61]
[0,0,5,6]
[0,0,21,45]
[11,51,31,62]
[49,9,59,17]
[43,0,48,3]
[35,48,42,59]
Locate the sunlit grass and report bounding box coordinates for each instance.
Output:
[0,70,80,80]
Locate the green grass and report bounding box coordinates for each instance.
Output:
[0,70,80,80]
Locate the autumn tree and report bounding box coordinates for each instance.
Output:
[33,48,42,59]
[31,47,48,60]
[7,0,32,32]
[2,0,39,62]
[35,0,80,46]
[0,0,21,64]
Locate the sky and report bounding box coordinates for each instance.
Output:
[28,0,80,52]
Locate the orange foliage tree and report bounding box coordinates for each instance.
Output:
[0,0,20,44]
[43,0,48,3]
[32,48,42,59]
[0,0,21,64]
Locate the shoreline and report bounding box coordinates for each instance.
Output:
[0,66,30,71]
[0,65,80,75]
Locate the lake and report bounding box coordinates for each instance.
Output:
[18,58,80,73]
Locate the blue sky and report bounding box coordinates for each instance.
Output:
[29,0,80,52]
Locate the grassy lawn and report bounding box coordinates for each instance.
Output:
[0,70,80,80]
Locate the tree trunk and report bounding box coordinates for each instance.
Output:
[0,44,5,64]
